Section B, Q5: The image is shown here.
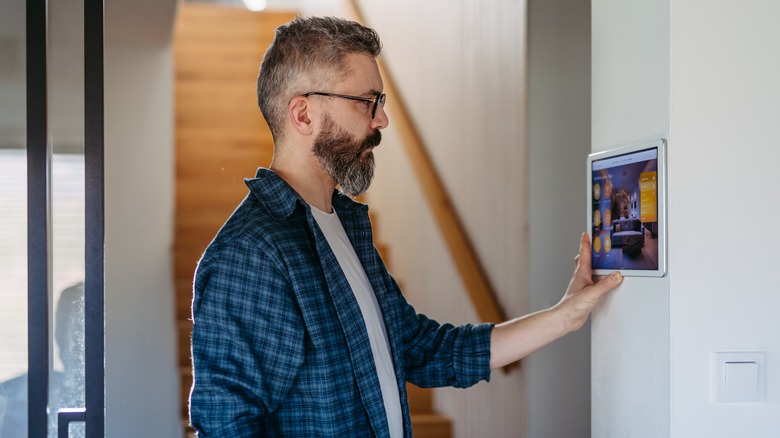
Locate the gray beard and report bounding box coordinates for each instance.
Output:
[312,114,381,197]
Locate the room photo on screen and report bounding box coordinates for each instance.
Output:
[591,148,659,270]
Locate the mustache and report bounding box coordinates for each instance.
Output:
[361,129,382,150]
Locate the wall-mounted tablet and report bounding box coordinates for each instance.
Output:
[587,139,667,277]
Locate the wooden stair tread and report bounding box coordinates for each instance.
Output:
[410,413,453,438]
[411,413,452,423]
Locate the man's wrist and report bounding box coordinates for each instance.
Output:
[549,303,575,337]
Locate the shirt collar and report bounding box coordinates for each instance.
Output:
[245,168,368,221]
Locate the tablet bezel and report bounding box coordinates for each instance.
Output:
[587,138,667,277]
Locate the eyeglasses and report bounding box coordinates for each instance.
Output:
[303,91,386,119]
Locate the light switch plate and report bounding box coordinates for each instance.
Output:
[713,352,766,403]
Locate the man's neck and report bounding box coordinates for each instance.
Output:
[270,156,335,213]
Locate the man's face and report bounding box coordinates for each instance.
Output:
[312,113,382,197]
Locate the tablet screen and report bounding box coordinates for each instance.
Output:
[590,147,660,272]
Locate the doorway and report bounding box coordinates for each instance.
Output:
[0,0,104,436]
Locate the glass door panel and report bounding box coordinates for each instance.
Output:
[49,0,86,436]
[2,0,102,435]
[0,0,29,434]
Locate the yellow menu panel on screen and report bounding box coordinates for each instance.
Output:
[639,171,657,223]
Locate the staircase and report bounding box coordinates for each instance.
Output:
[174,4,451,437]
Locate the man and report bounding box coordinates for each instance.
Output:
[189,16,622,437]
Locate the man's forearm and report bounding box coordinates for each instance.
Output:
[489,307,569,369]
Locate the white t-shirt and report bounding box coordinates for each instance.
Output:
[310,205,403,438]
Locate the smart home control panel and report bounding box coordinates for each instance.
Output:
[587,139,667,277]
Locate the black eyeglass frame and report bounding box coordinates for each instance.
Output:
[303,91,386,119]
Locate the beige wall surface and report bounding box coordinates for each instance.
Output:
[105,45,180,437]
[526,0,593,436]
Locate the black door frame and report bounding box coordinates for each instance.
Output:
[26,0,105,436]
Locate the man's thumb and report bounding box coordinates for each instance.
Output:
[594,272,623,294]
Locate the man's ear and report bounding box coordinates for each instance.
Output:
[288,96,314,136]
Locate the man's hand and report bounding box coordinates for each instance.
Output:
[554,232,623,333]
[489,232,622,369]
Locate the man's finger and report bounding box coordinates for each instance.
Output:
[577,232,593,273]
[590,271,623,297]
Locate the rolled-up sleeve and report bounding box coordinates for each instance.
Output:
[396,293,494,389]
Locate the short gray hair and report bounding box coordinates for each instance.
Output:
[256,16,382,142]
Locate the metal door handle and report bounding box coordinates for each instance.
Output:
[58,408,86,438]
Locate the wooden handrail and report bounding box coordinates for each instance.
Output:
[346,0,507,326]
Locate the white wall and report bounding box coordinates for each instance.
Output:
[669,1,780,436]
[368,4,528,435]
[304,1,529,436]
[591,0,671,435]
[592,1,780,437]
[526,0,592,436]
[360,2,528,436]
[104,45,179,437]
[102,0,181,435]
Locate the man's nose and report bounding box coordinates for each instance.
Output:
[370,103,389,130]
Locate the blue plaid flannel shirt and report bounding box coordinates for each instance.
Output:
[190,169,493,437]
